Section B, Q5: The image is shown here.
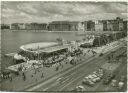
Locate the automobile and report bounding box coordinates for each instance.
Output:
[88,75,94,79]
[75,85,86,91]
[111,79,117,87]
[93,71,103,78]
[91,74,101,82]
[94,77,101,82]
[118,81,124,90]
[91,74,98,78]
[82,79,95,87]
[86,75,97,83]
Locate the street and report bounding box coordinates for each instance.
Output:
[26,44,126,92]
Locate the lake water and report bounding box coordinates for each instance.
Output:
[1,31,84,69]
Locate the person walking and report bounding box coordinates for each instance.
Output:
[41,72,44,78]
[10,76,12,82]
[22,72,26,81]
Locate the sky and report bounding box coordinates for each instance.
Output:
[1,1,128,24]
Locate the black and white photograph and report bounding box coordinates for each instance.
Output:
[0,0,127,92]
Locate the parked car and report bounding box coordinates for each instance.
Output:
[111,79,117,87]
[118,81,124,90]
[75,85,86,91]
[82,78,95,87]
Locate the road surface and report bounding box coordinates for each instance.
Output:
[26,44,126,91]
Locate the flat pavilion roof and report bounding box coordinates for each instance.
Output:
[20,42,58,51]
[36,44,69,53]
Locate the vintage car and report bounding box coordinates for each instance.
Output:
[71,85,86,91]
[82,78,95,87]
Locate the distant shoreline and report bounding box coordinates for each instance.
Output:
[1,29,125,34]
[1,29,79,33]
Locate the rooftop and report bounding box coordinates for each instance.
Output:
[20,42,58,52]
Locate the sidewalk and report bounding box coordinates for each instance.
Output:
[1,52,93,91]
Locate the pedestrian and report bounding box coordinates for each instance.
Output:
[10,76,12,82]
[41,73,44,78]
[23,75,26,81]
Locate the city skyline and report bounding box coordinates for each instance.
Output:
[1,2,127,24]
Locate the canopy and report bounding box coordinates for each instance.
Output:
[39,45,69,53]
[20,42,58,52]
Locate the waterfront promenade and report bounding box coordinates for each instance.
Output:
[1,49,93,91]
[1,36,125,91]
[26,43,126,91]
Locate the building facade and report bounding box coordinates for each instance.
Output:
[25,23,47,30]
[123,20,127,32]
[83,21,88,31]
[48,21,70,31]
[103,20,107,31]
[116,17,123,31]
[11,23,20,30]
[95,20,103,31]
[69,21,79,31]
[1,24,10,29]
[18,23,25,30]
[106,20,114,31]
[48,21,79,31]
[86,20,95,31]
[77,22,84,31]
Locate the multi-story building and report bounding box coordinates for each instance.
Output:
[11,23,26,30]
[18,23,25,30]
[25,23,47,30]
[39,23,47,30]
[25,23,31,30]
[103,20,107,31]
[77,22,84,31]
[10,23,20,30]
[83,21,88,31]
[116,17,123,31]
[95,20,103,31]
[123,20,127,31]
[103,17,124,31]
[1,24,10,29]
[69,21,79,31]
[48,21,69,31]
[106,20,114,31]
[87,20,95,31]
[48,21,79,31]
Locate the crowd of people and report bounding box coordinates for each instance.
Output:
[1,44,98,84]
